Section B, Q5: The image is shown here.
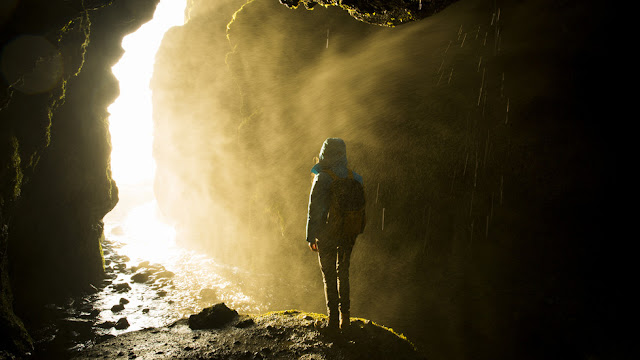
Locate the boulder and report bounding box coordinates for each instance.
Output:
[114,318,130,330]
[188,303,238,330]
[111,304,124,312]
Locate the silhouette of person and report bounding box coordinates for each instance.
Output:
[306,137,365,331]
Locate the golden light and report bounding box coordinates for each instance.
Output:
[104,0,187,258]
[107,0,186,186]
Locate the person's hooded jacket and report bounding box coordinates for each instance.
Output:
[306,138,363,244]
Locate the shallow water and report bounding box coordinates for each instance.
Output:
[96,185,270,337]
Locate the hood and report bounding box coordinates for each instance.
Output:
[311,137,347,175]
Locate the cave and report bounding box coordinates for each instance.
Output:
[1,0,620,359]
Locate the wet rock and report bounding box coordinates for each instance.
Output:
[188,303,238,330]
[113,282,131,292]
[104,259,111,266]
[119,298,130,305]
[131,270,151,283]
[59,318,93,338]
[156,270,175,279]
[115,317,130,330]
[96,321,116,329]
[142,308,150,314]
[113,263,127,271]
[111,304,125,312]
[156,290,167,297]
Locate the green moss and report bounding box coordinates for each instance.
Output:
[9,136,23,200]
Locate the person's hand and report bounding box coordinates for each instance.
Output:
[308,240,318,252]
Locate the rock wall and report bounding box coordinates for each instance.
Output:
[0,0,160,356]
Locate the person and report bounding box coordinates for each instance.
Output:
[306,137,365,332]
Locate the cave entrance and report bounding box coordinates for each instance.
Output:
[104,0,186,264]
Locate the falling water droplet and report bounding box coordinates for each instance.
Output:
[444,40,452,54]
[419,0,422,11]
[381,207,385,231]
[460,33,467,47]
[326,28,329,49]
[477,68,485,106]
[448,68,453,84]
[375,183,380,203]
[505,98,510,124]
[477,56,482,72]
[463,152,469,176]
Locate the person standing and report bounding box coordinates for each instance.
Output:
[306,138,366,332]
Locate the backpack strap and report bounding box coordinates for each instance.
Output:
[323,168,354,180]
[323,169,339,180]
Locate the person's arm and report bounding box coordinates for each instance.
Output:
[306,172,331,251]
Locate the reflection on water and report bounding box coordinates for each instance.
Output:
[99,191,267,336]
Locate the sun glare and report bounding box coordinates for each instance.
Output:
[108,0,186,185]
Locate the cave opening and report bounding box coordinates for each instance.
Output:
[104,0,185,264]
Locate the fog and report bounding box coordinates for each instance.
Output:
[149,0,608,358]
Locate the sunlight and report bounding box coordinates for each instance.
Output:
[107,0,186,185]
[105,0,187,263]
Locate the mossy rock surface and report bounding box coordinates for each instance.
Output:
[73,310,425,359]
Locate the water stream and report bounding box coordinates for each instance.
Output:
[96,185,268,338]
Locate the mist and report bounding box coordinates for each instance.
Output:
[150,0,611,358]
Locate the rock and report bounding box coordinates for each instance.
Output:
[113,282,131,292]
[156,270,175,279]
[119,298,130,305]
[235,317,255,328]
[59,318,93,338]
[156,290,167,297]
[104,259,111,266]
[115,317,130,330]
[111,304,125,312]
[138,261,150,268]
[96,321,116,329]
[188,303,238,330]
[131,271,151,283]
[142,308,150,314]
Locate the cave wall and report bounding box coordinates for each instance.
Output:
[0,0,160,356]
[152,0,616,359]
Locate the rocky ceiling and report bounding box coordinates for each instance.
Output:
[278,0,459,26]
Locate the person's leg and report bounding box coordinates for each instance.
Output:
[337,238,355,329]
[318,240,339,329]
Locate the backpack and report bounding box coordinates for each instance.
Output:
[323,169,366,239]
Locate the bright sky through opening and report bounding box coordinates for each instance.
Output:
[108,0,186,185]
